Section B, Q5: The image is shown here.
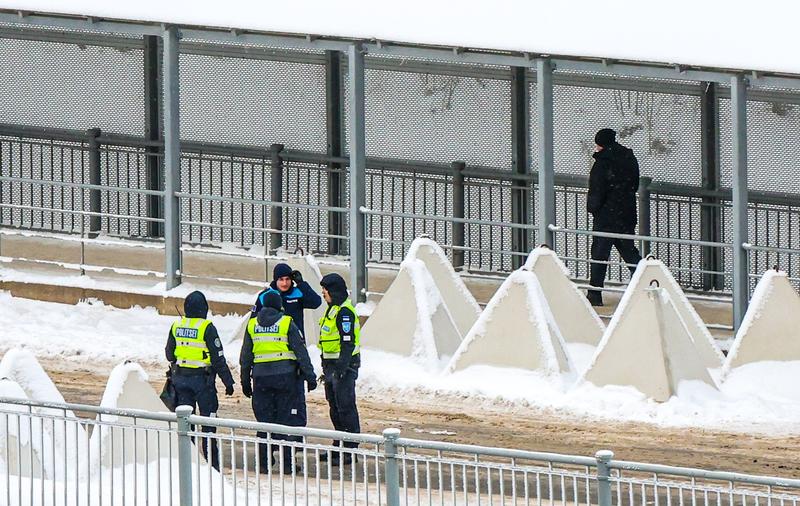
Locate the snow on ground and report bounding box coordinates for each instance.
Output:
[0,291,246,365]
[2,291,799,435]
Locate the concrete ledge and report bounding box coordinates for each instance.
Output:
[0,280,251,317]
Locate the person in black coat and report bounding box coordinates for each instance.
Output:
[251,263,322,336]
[165,290,235,469]
[586,128,643,306]
[240,291,316,474]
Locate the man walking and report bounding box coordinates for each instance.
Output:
[586,128,643,306]
[165,290,235,470]
[240,291,317,474]
[318,273,361,465]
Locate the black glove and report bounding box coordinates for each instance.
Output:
[317,374,326,385]
[242,381,252,398]
[306,377,317,392]
[290,270,304,284]
[225,382,235,397]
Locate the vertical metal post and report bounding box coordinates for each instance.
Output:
[175,405,194,506]
[595,450,614,506]
[451,161,466,270]
[162,25,182,289]
[347,43,368,302]
[637,176,652,257]
[731,74,749,331]
[86,128,102,238]
[536,58,556,247]
[383,428,401,506]
[700,82,723,290]
[144,34,164,238]
[326,50,345,255]
[269,144,285,254]
[511,67,531,267]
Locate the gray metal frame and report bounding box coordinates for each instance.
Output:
[0,9,799,326]
[1,396,800,505]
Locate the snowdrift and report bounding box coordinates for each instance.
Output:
[582,284,718,402]
[523,247,604,345]
[0,349,88,482]
[361,258,462,369]
[0,379,45,479]
[724,270,800,371]
[447,270,572,376]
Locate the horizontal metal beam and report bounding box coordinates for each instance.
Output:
[0,24,142,48]
[0,11,160,36]
[2,8,800,91]
[180,27,348,52]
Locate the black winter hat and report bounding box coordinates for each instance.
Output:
[262,289,284,311]
[273,262,293,281]
[594,128,616,147]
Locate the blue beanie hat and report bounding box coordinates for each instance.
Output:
[262,290,283,311]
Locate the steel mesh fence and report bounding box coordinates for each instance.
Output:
[0,34,144,136]
[178,47,327,152]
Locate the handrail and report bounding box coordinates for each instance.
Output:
[3,395,800,490]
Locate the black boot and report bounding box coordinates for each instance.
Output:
[586,289,604,307]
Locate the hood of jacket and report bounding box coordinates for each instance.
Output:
[184,291,209,319]
[256,307,284,327]
[320,273,348,306]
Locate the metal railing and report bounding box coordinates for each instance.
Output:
[1,396,799,505]
[3,122,800,331]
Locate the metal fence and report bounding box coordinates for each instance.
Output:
[1,396,800,506]
[1,13,800,329]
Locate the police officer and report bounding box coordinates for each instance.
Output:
[240,291,317,475]
[318,273,361,466]
[165,290,235,470]
[251,263,322,432]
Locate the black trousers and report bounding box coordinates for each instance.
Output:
[589,235,642,291]
[252,373,304,468]
[172,372,220,469]
[323,365,361,449]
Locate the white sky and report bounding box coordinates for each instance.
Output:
[2,0,799,75]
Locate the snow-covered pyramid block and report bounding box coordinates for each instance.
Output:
[0,379,46,479]
[724,270,800,371]
[523,247,604,345]
[620,258,724,368]
[582,284,718,402]
[446,270,572,375]
[407,237,481,337]
[361,258,462,368]
[0,348,88,481]
[90,362,176,469]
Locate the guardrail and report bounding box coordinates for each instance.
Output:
[0,396,799,505]
[3,122,800,330]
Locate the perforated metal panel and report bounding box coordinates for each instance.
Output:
[718,90,800,193]
[343,57,513,168]
[178,49,327,152]
[0,37,144,135]
[551,74,702,185]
